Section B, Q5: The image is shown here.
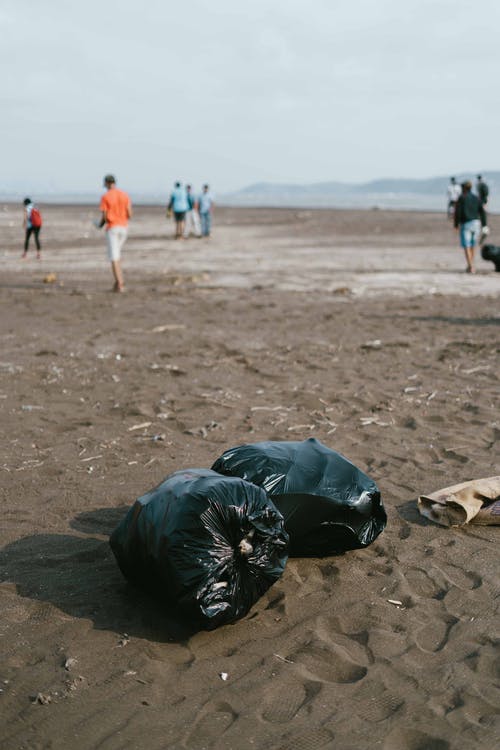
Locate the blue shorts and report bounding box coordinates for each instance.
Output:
[460,219,481,249]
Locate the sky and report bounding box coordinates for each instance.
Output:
[3,0,500,195]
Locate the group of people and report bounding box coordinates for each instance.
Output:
[167,182,214,240]
[98,177,214,292]
[21,171,493,292]
[97,177,214,292]
[447,175,490,274]
[21,176,215,293]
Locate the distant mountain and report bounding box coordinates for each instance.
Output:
[222,172,500,211]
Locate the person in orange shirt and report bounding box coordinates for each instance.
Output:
[99,174,132,292]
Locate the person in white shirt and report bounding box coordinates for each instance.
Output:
[199,184,214,237]
[446,177,461,219]
[183,184,201,238]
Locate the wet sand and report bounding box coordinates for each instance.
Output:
[0,205,499,750]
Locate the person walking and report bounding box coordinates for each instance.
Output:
[199,184,214,237]
[183,184,201,238]
[167,182,189,239]
[446,177,461,220]
[454,180,486,274]
[98,174,132,292]
[476,174,489,206]
[22,197,42,259]
[476,174,490,226]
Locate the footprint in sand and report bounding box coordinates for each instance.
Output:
[398,524,411,540]
[465,643,500,682]
[261,679,320,724]
[415,614,458,653]
[443,586,493,619]
[383,727,450,750]
[285,560,331,598]
[441,690,500,728]
[183,701,238,749]
[436,562,482,591]
[292,634,368,684]
[353,678,404,722]
[272,727,334,750]
[442,448,469,464]
[27,601,57,624]
[403,567,448,600]
[264,587,287,616]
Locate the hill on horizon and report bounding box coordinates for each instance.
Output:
[232,171,499,196]
[221,172,499,211]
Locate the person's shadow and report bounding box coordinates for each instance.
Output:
[0,507,199,642]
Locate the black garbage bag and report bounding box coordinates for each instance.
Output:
[212,438,386,557]
[481,244,500,271]
[109,468,289,629]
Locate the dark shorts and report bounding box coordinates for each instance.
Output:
[174,211,186,221]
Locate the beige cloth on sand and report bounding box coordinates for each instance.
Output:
[418,476,500,527]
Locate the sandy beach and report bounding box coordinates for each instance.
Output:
[0,204,499,750]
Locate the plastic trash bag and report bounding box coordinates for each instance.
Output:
[481,244,500,271]
[109,468,289,629]
[212,438,386,556]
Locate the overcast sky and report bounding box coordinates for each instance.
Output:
[3,0,499,195]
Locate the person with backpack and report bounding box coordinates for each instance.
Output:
[22,197,42,259]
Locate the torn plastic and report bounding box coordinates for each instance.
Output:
[212,437,386,556]
[109,468,289,629]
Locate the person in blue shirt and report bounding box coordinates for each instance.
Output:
[167,182,189,239]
